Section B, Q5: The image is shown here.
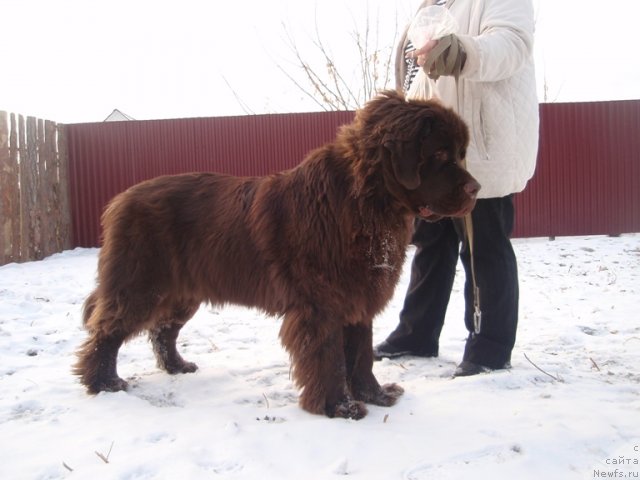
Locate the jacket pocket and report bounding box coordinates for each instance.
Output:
[471,96,489,162]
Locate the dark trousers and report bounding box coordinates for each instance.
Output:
[386,196,518,368]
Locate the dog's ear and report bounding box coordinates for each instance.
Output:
[384,138,420,190]
[384,118,432,191]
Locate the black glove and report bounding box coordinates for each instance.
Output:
[423,34,466,80]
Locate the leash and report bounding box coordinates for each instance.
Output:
[463,212,482,335]
[422,34,462,81]
[422,33,482,335]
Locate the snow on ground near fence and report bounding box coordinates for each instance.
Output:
[0,235,638,479]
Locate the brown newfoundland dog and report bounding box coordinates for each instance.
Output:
[74,91,479,419]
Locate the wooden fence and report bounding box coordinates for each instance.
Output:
[0,111,71,266]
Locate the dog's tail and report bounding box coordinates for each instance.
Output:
[82,290,99,327]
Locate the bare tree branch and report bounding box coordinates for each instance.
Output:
[282,22,344,110]
[223,4,402,113]
[221,75,256,115]
[274,3,400,111]
[311,13,354,109]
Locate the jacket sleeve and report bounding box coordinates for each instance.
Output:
[457,0,535,82]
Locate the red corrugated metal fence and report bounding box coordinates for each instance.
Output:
[66,100,640,248]
[67,111,354,247]
[514,100,640,237]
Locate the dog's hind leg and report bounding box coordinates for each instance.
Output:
[74,291,158,394]
[344,322,404,406]
[149,303,200,374]
[75,329,129,393]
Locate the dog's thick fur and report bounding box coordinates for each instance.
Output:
[74,91,479,419]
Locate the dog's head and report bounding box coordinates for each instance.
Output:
[356,90,479,221]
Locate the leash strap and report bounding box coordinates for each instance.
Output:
[423,33,482,335]
[422,34,464,81]
[463,212,482,335]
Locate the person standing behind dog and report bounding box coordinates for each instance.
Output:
[374,0,539,376]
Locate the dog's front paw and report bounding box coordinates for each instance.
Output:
[370,383,404,407]
[352,381,404,406]
[165,360,198,375]
[328,399,368,420]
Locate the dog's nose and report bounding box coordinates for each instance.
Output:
[464,179,481,198]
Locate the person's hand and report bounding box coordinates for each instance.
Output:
[407,34,466,80]
[405,39,438,67]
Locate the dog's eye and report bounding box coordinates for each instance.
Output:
[432,150,447,163]
[430,153,457,173]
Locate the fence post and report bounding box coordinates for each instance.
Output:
[2,113,23,265]
[36,118,50,259]
[0,111,12,264]
[57,124,72,250]
[43,120,57,257]
[18,116,37,261]
[8,114,20,262]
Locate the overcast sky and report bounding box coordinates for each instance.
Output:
[1,0,639,123]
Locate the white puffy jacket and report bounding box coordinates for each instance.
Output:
[396,0,540,199]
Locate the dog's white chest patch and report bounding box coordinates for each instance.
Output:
[368,231,399,272]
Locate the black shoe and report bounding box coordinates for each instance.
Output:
[373,340,437,361]
[453,360,511,377]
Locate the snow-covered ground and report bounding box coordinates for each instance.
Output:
[1,235,638,480]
